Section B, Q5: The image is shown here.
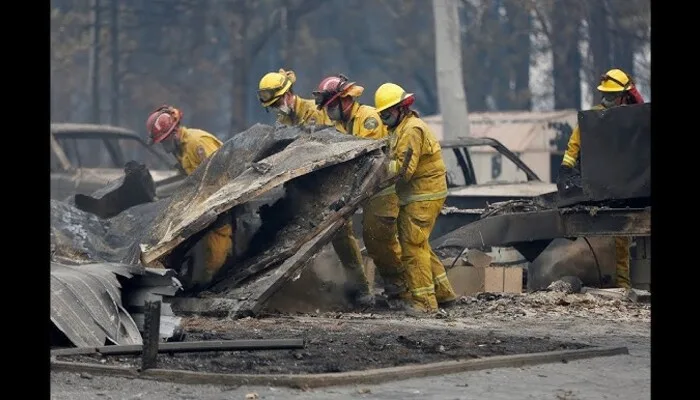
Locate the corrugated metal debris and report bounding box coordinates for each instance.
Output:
[50,262,143,347]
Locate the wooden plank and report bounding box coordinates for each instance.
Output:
[51,339,305,357]
[228,220,347,317]
[51,345,628,389]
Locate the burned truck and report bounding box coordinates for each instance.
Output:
[51,124,396,347]
[432,103,651,290]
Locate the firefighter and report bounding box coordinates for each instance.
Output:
[313,74,407,304]
[146,105,234,287]
[257,69,333,127]
[373,82,458,313]
[257,69,373,307]
[557,68,645,289]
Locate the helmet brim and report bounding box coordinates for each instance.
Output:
[597,85,626,93]
[376,92,414,113]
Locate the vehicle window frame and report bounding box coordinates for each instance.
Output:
[441,138,541,188]
[52,131,174,170]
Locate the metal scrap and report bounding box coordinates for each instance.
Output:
[50,262,143,347]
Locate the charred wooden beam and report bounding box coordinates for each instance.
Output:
[140,300,161,370]
[51,338,305,357]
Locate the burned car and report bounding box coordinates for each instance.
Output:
[50,123,186,201]
[434,137,557,239]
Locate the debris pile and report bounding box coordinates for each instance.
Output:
[56,316,590,375]
[50,124,391,347]
[452,291,650,323]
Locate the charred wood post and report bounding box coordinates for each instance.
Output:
[141,300,161,371]
[51,339,306,357]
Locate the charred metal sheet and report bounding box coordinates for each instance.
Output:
[50,262,143,348]
[432,206,651,252]
[51,199,164,265]
[559,103,650,207]
[74,161,156,219]
[139,125,386,267]
[122,268,183,342]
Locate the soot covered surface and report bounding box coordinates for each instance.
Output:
[59,317,589,374]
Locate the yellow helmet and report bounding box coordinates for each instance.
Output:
[257,71,294,107]
[597,69,633,93]
[374,82,414,113]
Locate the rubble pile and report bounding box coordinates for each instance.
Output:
[452,291,650,323]
[58,315,590,375]
[50,124,390,347]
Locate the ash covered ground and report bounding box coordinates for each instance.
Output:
[51,252,651,398]
[57,315,589,375]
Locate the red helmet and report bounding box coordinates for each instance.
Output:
[146,105,182,144]
[312,74,356,110]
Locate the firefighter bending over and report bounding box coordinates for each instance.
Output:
[313,74,407,306]
[374,82,458,313]
[257,69,333,128]
[146,105,234,287]
[557,68,645,289]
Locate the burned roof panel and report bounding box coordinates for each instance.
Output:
[50,262,143,348]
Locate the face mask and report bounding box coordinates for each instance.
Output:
[380,110,399,128]
[327,103,342,121]
[601,92,621,108]
[161,136,177,154]
[276,103,292,116]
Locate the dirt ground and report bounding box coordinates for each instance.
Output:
[51,290,651,399]
[51,254,651,398]
[56,315,588,374]
[55,284,650,376]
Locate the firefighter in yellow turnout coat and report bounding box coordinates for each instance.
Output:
[312,74,407,302]
[374,83,457,312]
[146,105,233,286]
[558,68,646,289]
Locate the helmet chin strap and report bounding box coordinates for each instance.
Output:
[339,97,353,121]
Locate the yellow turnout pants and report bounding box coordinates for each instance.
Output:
[397,198,457,311]
[615,236,631,289]
[362,193,404,296]
[191,223,234,286]
[331,220,370,292]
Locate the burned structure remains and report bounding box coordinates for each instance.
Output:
[51,124,392,347]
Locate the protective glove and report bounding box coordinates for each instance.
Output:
[556,165,575,192]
